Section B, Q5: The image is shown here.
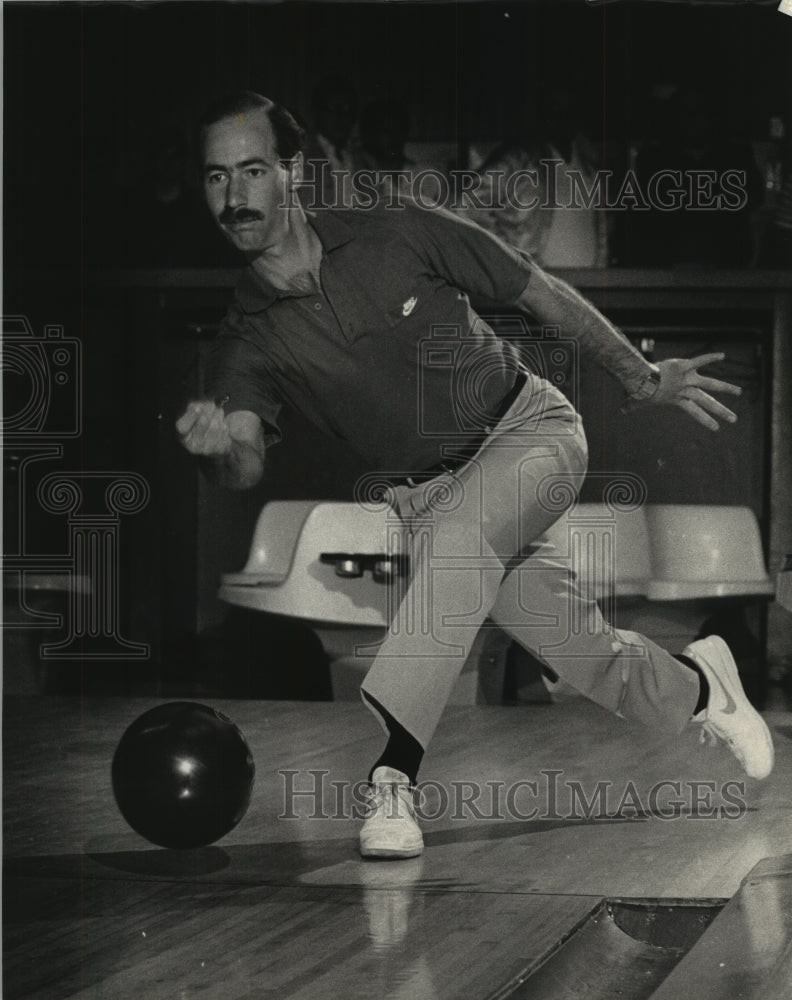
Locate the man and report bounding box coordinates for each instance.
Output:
[177,92,774,860]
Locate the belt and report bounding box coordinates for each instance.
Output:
[394,371,528,488]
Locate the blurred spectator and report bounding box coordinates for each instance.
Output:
[360,98,412,171]
[762,170,792,266]
[630,85,763,268]
[302,76,363,208]
[459,89,608,268]
[359,98,424,202]
[757,126,792,267]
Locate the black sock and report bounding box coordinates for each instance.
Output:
[677,654,710,715]
[366,694,424,785]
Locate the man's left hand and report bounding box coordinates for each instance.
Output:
[651,352,741,431]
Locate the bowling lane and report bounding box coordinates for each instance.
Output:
[4,873,600,1000]
[2,697,370,858]
[5,697,791,900]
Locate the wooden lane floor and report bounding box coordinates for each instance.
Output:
[4,876,602,1000]
[4,696,792,999]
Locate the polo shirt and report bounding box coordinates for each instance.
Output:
[206,203,534,473]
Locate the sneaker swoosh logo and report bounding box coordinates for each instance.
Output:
[720,688,737,714]
[402,296,418,317]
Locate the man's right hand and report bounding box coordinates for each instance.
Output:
[175,400,233,457]
[175,402,266,489]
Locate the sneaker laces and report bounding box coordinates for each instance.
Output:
[699,721,721,748]
[364,780,417,820]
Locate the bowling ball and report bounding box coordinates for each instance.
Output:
[111,701,255,849]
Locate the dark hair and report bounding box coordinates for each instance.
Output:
[197,90,305,161]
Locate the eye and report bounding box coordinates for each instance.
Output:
[205,172,227,186]
[246,167,266,179]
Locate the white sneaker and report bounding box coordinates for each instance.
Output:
[359,766,424,859]
[686,635,774,780]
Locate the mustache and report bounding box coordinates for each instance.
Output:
[219,207,264,225]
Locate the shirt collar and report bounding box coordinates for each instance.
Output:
[234,209,355,314]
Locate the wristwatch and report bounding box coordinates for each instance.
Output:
[630,365,662,401]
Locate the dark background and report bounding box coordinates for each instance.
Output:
[3,1,791,700]
[4,0,790,268]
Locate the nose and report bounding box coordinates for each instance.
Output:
[225,173,247,209]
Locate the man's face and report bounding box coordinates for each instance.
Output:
[202,108,297,254]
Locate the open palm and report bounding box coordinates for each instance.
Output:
[652,352,741,431]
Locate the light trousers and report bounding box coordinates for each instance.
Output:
[361,372,699,750]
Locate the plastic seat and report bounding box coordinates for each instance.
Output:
[644,504,774,600]
[220,501,393,626]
